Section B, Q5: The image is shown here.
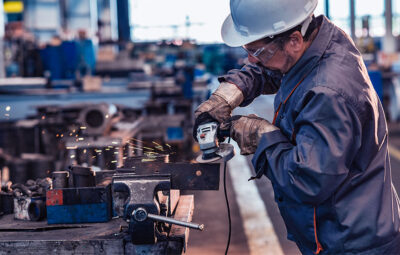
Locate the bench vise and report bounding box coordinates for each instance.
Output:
[112,161,220,245]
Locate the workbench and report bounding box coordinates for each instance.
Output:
[0,194,194,254]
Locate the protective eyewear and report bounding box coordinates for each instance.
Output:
[243,39,281,62]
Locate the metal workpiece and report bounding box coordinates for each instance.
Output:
[119,161,221,190]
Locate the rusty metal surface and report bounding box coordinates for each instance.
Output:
[118,162,220,190]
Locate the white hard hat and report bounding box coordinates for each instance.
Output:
[221,0,318,47]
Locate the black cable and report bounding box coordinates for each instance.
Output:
[224,137,232,255]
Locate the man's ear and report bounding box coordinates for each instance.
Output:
[288,31,304,52]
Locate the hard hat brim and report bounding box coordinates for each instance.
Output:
[221,14,266,47]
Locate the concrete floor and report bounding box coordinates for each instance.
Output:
[186,95,400,255]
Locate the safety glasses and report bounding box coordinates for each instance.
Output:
[243,38,281,63]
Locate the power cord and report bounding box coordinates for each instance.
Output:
[224,137,232,255]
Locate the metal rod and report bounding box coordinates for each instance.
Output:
[147,213,204,231]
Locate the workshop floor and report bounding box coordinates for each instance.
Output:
[187,95,400,255]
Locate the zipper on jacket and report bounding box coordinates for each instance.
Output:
[313,207,323,254]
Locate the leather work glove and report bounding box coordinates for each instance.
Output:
[226,114,278,155]
[193,82,243,141]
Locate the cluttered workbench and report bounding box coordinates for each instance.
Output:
[0,161,220,255]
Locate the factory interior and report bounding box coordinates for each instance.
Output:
[1,0,400,254]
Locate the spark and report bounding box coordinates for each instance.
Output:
[66,146,78,150]
[123,157,127,160]
[56,134,59,137]
[165,144,172,149]
[80,126,87,130]
[5,106,10,111]
[105,114,109,119]
[75,134,79,137]
[61,134,64,137]
[41,116,46,120]
[130,137,144,143]
[83,149,87,153]
[142,158,156,162]
[105,148,110,151]
[92,156,96,159]
[72,129,76,133]
[78,138,84,141]
[114,152,119,154]
[143,147,154,151]
[70,155,75,159]
[69,133,73,136]
[152,141,162,147]
[112,141,118,145]
[111,160,117,163]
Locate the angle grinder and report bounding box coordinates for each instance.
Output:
[195,122,234,163]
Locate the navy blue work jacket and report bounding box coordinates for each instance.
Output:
[219,15,400,254]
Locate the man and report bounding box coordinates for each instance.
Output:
[194,0,400,254]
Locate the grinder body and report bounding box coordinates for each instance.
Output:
[196,122,234,163]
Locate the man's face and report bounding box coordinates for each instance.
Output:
[243,36,297,74]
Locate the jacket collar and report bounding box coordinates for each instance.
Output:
[279,15,335,102]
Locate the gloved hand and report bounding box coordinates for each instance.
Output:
[225,114,279,155]
[193,82,243,140]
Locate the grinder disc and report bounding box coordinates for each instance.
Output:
[196,143,235,163]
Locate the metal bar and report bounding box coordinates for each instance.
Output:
[147,213,204,231]
[118,162,220,190]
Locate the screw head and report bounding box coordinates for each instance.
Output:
[132,207,148,222]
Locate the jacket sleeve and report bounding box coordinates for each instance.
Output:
[252,86,362,204]
[218,64,282,107]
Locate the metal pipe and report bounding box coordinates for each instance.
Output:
[325,0,330,19]
[350,0,356,40]
[147,213,204,231]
